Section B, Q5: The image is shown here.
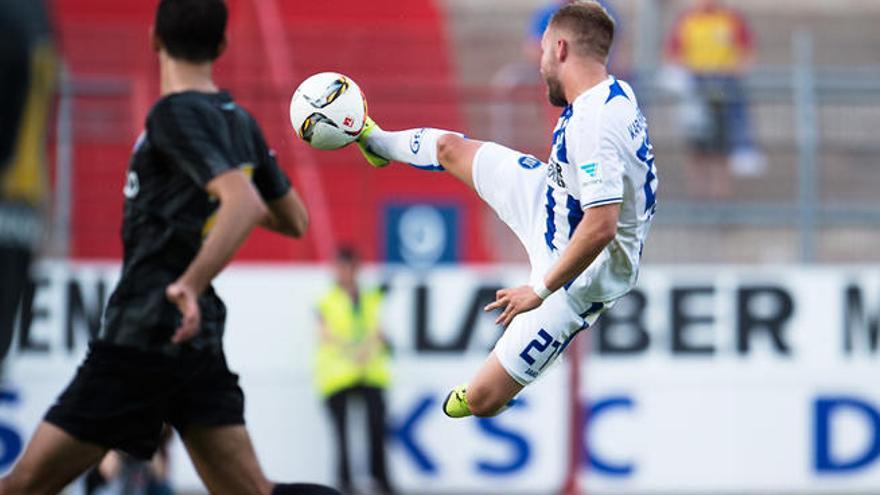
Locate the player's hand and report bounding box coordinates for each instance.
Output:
[166,282,201,344]
[484,285,543,327]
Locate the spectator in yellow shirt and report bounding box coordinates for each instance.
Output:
[665,0,764,198]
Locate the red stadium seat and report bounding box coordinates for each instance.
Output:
[55,0,491,262]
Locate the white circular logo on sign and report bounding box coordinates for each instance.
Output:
[398,205,446,267]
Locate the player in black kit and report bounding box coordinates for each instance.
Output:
[0,0,55,378]
[0,1,340,494]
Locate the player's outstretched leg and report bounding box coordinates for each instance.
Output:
[0,422,107,495]
[357,117,482,190]
[443,352,523,418]
[443,291,592,419]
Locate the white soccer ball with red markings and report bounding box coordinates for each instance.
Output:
[289,72,366,150]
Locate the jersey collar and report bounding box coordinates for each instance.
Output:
[571,76,615,106]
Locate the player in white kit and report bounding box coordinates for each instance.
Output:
[357,1,658,417]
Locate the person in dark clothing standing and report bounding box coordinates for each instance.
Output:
[0,1,339,494]
[0,0,55,377]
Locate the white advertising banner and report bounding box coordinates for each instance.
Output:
[581,267,880,493]
[1,262,879,493]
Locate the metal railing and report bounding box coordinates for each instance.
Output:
[52,33,880,264]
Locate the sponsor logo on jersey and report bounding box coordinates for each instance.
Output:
[581,162,598,177]
[547,158,566,188]
[123,171,139,199]
[578,162,602,184]
[517,155,542,170]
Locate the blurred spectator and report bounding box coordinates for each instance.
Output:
[84,426,174,495]
[491,0,621,147]
[524,0,620,68]
[315,247,394,495]
[0,0,55,375]
[664,0,765,198]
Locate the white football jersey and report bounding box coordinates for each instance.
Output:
[544,76,658,303]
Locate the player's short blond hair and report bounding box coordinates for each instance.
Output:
[548,1,616,63]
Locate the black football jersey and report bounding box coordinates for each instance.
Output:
[98,90,290,355]
[0,0,53,171]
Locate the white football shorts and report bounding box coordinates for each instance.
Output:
[472,141,613,385]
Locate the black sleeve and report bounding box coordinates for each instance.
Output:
[148,98,235,188]
[0,19,30,169]
[250,121,291,202]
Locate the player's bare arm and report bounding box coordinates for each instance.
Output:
[259,188,309,238]
[167,169,267,344]
[485,203,620,327]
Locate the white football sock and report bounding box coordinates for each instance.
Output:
[364,127,461,171]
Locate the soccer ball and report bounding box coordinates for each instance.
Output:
[289,72,367,150]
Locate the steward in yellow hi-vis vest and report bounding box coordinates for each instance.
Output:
[315,284,391,397]
[316,247,395,494]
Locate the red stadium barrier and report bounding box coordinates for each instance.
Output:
[55,0,493,262]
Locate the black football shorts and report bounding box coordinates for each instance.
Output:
[45,342,245,459]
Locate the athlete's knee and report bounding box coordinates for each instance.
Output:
[466,383,508,417]
[436,133,467,166]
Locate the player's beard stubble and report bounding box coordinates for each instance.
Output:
[545,74,567,108]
